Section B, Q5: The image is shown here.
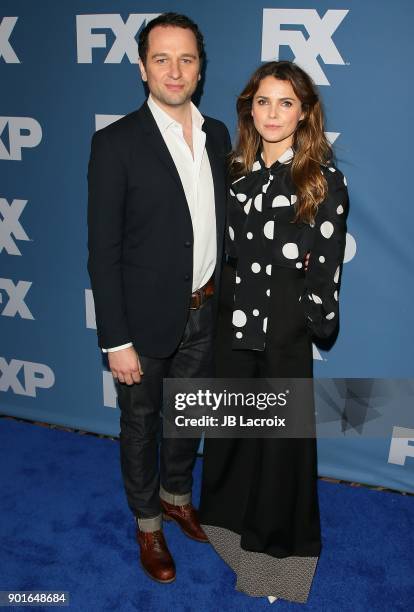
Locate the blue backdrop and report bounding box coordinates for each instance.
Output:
[1,0,413,493]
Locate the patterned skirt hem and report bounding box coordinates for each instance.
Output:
[202,524,318,603]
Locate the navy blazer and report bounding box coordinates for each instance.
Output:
[87,101,231,358]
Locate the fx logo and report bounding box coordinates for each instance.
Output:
[0,17,19,63]
[0,277,34,319]
[0,357,55,397]
[76,13,159,63]
[261,9,349,85]
[0,198,30,255]
[0,117,42,161]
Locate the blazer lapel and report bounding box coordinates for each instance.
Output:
[135,102,185,193]
[134,103,225,255]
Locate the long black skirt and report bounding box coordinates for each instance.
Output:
[199,264,321,603]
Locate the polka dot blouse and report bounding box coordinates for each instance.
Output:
[227,147,349,350]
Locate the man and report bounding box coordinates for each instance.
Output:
[87,13,230,584]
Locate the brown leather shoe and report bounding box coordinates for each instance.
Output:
[136,529,176,583]
[160,499,208,543]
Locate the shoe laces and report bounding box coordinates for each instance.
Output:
[151,530,164,551]
[180,504,194,518]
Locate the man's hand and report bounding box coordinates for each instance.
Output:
[108,346,143,385]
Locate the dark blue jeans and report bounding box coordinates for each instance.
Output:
[117,298,214,519]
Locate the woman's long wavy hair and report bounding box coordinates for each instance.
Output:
[230,61,332,223]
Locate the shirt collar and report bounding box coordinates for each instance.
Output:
[258,146,294,169]
[231,146,294,188]
[147,94,204,133]
[277,147,294,164]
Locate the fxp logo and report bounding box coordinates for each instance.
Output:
[0,117,42,161]
[261,9,349,85]
[0,357,55,398]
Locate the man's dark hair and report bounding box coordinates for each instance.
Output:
[138,13,205,66]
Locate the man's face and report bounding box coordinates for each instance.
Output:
[138,25,201,109]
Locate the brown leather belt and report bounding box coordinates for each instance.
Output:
[190,276,215,309]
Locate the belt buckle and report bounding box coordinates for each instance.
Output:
[190,290,201,310]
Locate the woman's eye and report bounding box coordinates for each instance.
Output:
[282,101,292,107]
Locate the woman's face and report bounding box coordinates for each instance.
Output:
[251,76,304,148]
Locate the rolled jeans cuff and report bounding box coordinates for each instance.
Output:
[160,484,191,506]
[136,513,162,532]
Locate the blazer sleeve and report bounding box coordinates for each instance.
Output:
[87,129,130,348]
[301,167,349,339]
[223,124,232,156]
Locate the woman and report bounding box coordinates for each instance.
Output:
[199,61,349,604]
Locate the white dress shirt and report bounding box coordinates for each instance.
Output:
[103,95,216,353]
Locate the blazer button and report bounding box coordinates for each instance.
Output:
[184,274,191,281]
[184,241,192,248]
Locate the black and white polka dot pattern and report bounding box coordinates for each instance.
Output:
[226,149,349,347]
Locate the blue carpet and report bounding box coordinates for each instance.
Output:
[0,419,412,611]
